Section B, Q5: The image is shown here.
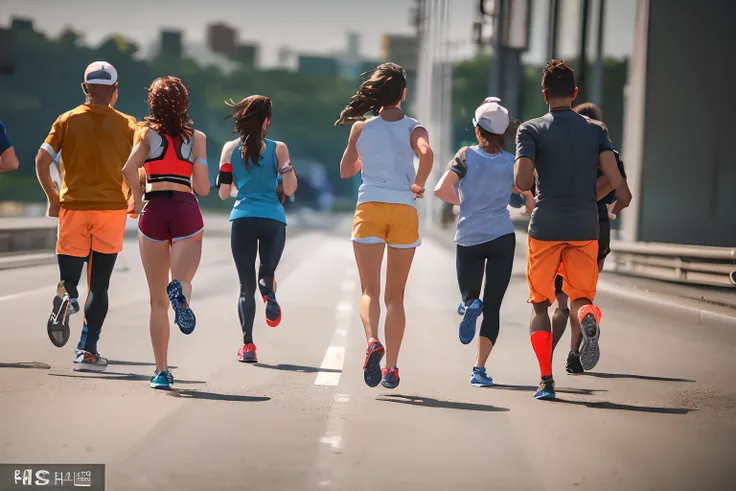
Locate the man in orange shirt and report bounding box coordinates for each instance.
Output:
[35,61,137,371]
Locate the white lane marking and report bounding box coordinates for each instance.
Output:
[314,347,345,386]
[315,273,355,387]
[0,285,54,303]
[318,436,343,449]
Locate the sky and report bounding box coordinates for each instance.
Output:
[0,0,637,67]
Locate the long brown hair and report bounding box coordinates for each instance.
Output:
[142,76,193,139]
[476,119,521,154]
[225,95,272,170]
[334,62,407,126]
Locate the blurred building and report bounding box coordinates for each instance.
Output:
[0,28,15,75]
[360,60,382,74]
[207,22,237,58]
[298,55,339,77]
[234,43,259,68]
[380,34,419,74]
[10,18,33,32]
[160,29,183,58]
[338,31,362,79]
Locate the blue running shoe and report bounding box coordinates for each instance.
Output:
[381,367,400,389]
[167,280,196,335]
[458,299,483,345]
[150,371,174,390]
[533,376,556,400]
[470,367,494,387]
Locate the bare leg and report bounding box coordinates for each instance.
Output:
[384,246,416,368]
[170,233,203,303]
[353,242,385,341]
[139,236,171,372]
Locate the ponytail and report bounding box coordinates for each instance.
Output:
[225,95,272,170]
[335,63,407,126]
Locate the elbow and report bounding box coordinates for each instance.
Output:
[423,149,435,166]
[196,186,211,197]
[339,169,353,180]
[6,156,19,172]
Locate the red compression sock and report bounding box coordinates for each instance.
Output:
[531,331,553,378]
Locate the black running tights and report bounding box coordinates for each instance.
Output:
[58,252,117,354]
[231,218,286,344]
[456,233,515,345]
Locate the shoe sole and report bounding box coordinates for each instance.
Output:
[264,296,282,328]
[150,383,172,390]
[579,312,600,370]
[47,295,71,348]
[167,281,196,335]
[238,354,258,363]
[471,380,494,387]
[73,363,108,373]
[459,303,482,345]
[534,390,556,400]
[381,377,400,389]
[363,343,385,388]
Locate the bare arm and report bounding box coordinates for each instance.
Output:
[218,140,238,201]
[434,170,460,206]
[410,126,434,197]
[514,157,535,191]
[339,121,364,179]
[596,175,614,201]
[275,142,297,196]
[35,148,60,216]
[191,130,210,196]
[0,147,19,172]
[122,137,150,213]
[598,150,631,214]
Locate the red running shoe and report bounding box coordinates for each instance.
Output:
[238,343,258,363]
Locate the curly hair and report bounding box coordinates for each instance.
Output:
[225,95,272,171]
[334,62,407,126]
[142,76,194,140]
[541,59,576,98]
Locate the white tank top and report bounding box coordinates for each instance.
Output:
[355,116,422,208]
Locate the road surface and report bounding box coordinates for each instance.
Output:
[0,213,734,491]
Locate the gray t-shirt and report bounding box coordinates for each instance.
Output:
[515,110,614,241]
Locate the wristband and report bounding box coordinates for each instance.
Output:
[216,163,233,188]
[279,165,293,175]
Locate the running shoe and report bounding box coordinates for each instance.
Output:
[150,371,174,390]
[457,299,483,345]
[470,367,494,387]
[534,375,556,400]
[565,351,584,374]
[578,304,602,371]
[167,279,196,335]
[73,350,108,372]
[381,366,400,389]
[363,338,385,388]
[263,292,282,327]
[237,343,258,363]
[47,281,78,348]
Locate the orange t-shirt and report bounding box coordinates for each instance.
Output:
[42,104,137,210]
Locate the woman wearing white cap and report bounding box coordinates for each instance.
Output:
[434,97,519,387]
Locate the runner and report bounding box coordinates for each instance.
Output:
[217,95,297,363]
[122,76,209,390]
[35,61,137,371]
[0,121,19,172]
[335,62,433,389]
[551,102,627,374]
[434,97,518,387]
[514,60,632,399]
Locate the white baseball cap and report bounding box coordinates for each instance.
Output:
[472,97,509,134]
[83,61,118,86]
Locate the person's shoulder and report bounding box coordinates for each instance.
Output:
[519,116,547,132]
[192,129,206,143]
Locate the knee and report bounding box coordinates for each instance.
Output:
[384,290,405,308]
[532,301,550,316]
[362,286,381,299]
[150,296,168,310]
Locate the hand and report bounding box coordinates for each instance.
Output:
[47,200,60,218]
[128,198,144,216]
[410,183,425,199]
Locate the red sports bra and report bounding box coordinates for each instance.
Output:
[143,133,193,188]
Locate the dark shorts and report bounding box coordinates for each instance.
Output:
[139,191,203,243]
[554,220,611,296]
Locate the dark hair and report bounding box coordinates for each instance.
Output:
[142,76,193,139]
[573,102,603,121]
[476,119,521,154]
[334,62,407,126]
[542,59,576,98]
[225,95,272,170]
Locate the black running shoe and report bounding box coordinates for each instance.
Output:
[263,292,282,327]
[47,281,75,348]
[363,338,385,387]
[566,351,584,374]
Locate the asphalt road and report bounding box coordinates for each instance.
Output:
[0,213,734,491]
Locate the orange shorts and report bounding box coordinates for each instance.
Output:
[57,208,127,257]
[527,236,598,304]
[352,202,421,248]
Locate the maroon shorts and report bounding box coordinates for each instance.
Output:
[138,191,204,243]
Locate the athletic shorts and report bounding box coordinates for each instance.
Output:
[554,220,611,295]
[527,236,598,304]
[57,208,127,257]
[352,202,420,248]
[138,191,203,243]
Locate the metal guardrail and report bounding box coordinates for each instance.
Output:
[609,240,736,288]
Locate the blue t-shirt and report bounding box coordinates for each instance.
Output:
[229,138,287,224]
[0,121,13,154]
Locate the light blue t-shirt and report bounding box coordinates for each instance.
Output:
[453,146,515,247]
[229,138,287,224]
[355,116,422,208]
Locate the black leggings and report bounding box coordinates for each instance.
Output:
[456,233,515,344]
[58,252,117,354]
[231,218,286,344]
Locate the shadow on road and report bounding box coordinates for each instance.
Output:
[580,372,696,383]
[489,384,605,396]
[552,398,696,414]
[253,363,340,374]
[48,372,205,385]
[377,394,510,413]
[0,361,51,369]
[107,360,178,369]
[168,390,270,402]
